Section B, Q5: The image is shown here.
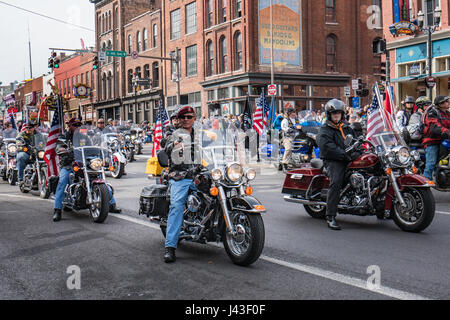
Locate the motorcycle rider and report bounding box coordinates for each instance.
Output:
[317,99,358,230]
[162,106,200,263]
[422,95,450,181]
[52,118,122,222]
[281,108,303,171]
[160,109,180,149]
[16,122,37,187]
[396,96,415,132]
[405,96,431,143]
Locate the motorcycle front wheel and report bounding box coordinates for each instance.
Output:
[111,161,125,179]
[222,211,265,266]
[39,168,51,199]
[8,169,17,185]
[392,187,435,233]
[89,184,109,223]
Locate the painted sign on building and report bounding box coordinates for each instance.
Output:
[258,0,302,67]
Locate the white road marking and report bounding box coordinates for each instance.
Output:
[0,192,439,299]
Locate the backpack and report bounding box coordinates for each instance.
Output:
[407,112,423,140]
[419,105,441,137]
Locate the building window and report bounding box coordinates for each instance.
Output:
[81,73,84,84]
[107,72,113,99]
[326,0,336,23]
[218,87,229,99]
[152,62,159,88]
[128,69,133,93]
[219,36,228,73]
[171,49,181,80]
[135,67,142,79]
[424,0,440,26]
[128,35,132,54]
[234,0,242,18]
[220,0,227,23]
[326,34,337,72]
[107,40,112,63]
[143,28,148,51]
[186,45,197,77]
[137,31,141,52]
[186,2,197,34]
[206,40,214,76]
[234,31,242,70]
[206,0,214,27]
[91,71,95,90]
[207,90,215,101]
[153,24,158,47]
[85,72,89,86]
[102,73,107,100]
[170,9,181,39]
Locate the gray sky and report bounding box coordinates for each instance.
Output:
[0,0,95,85]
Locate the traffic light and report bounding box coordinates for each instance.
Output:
[53,57,60,69]
[356,78,369,97]
[380,62,387,82]
[93,56,99,70]
[48,51,57,69]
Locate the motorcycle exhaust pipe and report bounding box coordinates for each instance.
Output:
[283,195,366,210]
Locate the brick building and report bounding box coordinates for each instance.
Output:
[79,52,98,122]
[54,53,81,119]
[382,0,450,104]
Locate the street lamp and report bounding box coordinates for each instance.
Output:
[417,5,441,99]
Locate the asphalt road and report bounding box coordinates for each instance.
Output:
[1,144,449,300]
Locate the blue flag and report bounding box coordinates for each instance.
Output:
[267,97,276,128]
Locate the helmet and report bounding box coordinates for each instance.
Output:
[325,99,345,120]
[170,109,179,119]
[404,96,415,104]
[434,95,449,106]
[415,96,432,108]
[285,108,296,115]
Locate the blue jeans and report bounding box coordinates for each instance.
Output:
[54,167,116,210]
[165,179,196,249]
[17,152,32,181]
[424,144,440,180]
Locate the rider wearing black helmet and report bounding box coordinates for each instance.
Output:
[317,99,357,230]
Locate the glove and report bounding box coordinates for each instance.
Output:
[346,152,361,162]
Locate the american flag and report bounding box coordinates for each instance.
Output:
[152,100,170,157]
[253,89,270,135]
[366,92,385,142]
[43,105,62,177]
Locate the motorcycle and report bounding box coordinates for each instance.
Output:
[410,140,450,191]
[116,122,136,162]
[0,128,19,185]
[282,130,436,232]
[138,124,266,266]
[56,126,111,223]
[101,132,127,179]
[276,111,321,171]
[130,125,144,155]
[18,132,51,198]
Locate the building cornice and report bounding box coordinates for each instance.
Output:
[387,29,450,50]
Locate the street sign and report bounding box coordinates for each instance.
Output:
[352,97,360,109]
[98,51,106,62]
[352,79,359,90]
[268,84,277,96]
[426,76,436,88]
[106,50,127,58]
[131,51,139,59]
[344,86,351,97]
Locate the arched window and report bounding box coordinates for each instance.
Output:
[98,16,102,33]
[206,40,214,76]
[325,0,336,23]
[234,0,242,18]
[107,71,113,99]
[219,0,227,23]
[135,67,142,79]
[326,34,337,72]
[107,40,112,63]
[144,64,150,89]
[153,24,158,48]
[143,29,148,51]
[102,42,107,65]
[128,69,133,93]
[136,31,141,52]
[219,36,228,73]
[102,73,107,100]
[233,31,242,70]
[206,0,213,28]
[152,62,159,88]
[128,35,132,54]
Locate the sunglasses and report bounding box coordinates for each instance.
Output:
[179,115,195,120]
[70,123,82,127]
[98,122,105,124]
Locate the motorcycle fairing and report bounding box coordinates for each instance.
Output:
[230,195,266,213]
[384,174,433,210]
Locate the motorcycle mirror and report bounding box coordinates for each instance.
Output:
[344,134,353,147]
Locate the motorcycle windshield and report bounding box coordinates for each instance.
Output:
[2,128,18,139]
[73,125,107,163]
[371,131,407,153]
[298,110,322,135]
[34,133,48,151]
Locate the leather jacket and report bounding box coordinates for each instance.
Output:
[16,131,35,155]
[317,120,356,162]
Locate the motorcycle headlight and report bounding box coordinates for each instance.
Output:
[245,168,257,181]
[131,135,136,140]
[90,158,104,171]
[397,147,411,165]
[38,151,45,159]
[226,163,243,183]
[211,168,223,181]
[8,144,17,154]
[125,135,130,140]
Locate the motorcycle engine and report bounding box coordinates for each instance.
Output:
[350,173,366,193]
[187,194,202,213]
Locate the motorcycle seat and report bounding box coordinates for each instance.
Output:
[310,158,324,170]
[409,141,423,148]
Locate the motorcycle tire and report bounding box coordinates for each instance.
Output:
[19,181,29,193]
[130,151,135,162]
[89,184,109,223]
[8,170,17,185]
[111,162,125,179]
[2,170,7,181]
[39,168,51,199]
[392,187,435,233]
[304,204,326,219]
[222,212,265,266]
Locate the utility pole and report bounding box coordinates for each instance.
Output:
[270,0,274,86]
[175,48,181,106]
[28,23,33,79]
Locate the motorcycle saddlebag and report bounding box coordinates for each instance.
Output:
[139,184,169,218]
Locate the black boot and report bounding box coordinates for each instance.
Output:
[109,204,122,213]
[326,216,341,230]
[282,164,289,172]
[53,209,62,222]
[164,247,176,263]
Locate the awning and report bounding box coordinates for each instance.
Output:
[433,71,450,78]
[391,71,450,83]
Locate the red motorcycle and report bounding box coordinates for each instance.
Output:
[282,132,436,232]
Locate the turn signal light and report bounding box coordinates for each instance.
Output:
[245,186,253,195]
[427,180,435,186]
[109,166,115,172]
[412,166,418,174]
[73,166,80,172]
[254,205,265,211]
[210,187,219,197]
[24,147,28,152]
[386,168,392,175]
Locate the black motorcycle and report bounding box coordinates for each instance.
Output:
[138,127,266,266]
[0,128,19,185]
[18,133,51,198]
